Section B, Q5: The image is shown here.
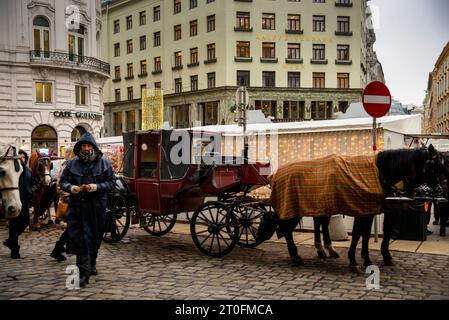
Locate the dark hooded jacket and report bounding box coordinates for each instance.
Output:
[59,132,115,255]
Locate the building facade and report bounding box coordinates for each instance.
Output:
[0,0,109,156]
[424,42,449,134]
[102,0,383,136]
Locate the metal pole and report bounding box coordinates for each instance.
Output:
[242,88,248,163]
[373,117,378,243]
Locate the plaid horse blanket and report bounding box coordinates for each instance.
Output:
[269,154,385,219]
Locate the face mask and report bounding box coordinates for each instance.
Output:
[79,149,95,163]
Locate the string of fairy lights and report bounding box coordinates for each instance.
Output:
[221,129,385,199]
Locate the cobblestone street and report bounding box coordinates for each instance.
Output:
[0,221,448,300]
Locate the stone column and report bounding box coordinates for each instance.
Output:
[332,100,339,119]
[277,100,284,120]
[304,99,312,120]
[135,107,141,131]
[122,110,127,133]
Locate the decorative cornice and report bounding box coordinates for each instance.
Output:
[27,1,55,13]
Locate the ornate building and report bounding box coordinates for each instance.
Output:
[424,42,449,134]
[101,0,384,135]
[0,0,109,155]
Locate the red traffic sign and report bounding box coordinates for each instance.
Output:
[362,81,392,118]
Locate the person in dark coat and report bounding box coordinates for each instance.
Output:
[3,150,37,259]
[59,133,115,287]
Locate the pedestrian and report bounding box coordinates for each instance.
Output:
[50,146,74,262]
[59,132,115,287]
[3,150,37,259]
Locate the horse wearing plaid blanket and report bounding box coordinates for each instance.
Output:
[257,145,442,269]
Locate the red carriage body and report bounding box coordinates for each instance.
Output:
[104,129,272,257]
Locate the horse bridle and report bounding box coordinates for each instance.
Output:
[36,156,52,184]
[0,145,21,193]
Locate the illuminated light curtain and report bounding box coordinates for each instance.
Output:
[142,88,164,130]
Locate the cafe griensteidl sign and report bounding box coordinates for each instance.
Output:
[53,111,103,121]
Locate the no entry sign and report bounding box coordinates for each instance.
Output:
[362,81,392,118]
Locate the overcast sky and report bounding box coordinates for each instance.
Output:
[369,0,449,106]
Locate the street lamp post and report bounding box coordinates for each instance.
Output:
[235,86,249,163]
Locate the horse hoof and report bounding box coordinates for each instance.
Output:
[349,265,361,274]
[384,259,395,266]
[317,250,327,259]
[291,257,304,267]
[363,260,373,267]
[328,251,340,258]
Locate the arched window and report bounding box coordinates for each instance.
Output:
[33,16,50,57]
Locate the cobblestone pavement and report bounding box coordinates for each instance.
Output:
[0,222,448,300]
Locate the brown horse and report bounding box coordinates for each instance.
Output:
[29,151,53,228]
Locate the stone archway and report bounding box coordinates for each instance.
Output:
[31,124,57,155]
[71,125,87,142]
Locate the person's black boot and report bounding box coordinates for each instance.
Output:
[79,274,89,287]
[10,245,21,259]
[50,241,67,262]
[4,240,20,259]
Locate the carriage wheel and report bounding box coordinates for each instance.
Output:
[143,213,177,236]
[190,201,239,257]
[232,205,265,248]
[103,192,131,243]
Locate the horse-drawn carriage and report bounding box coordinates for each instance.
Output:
[103,129,273,257]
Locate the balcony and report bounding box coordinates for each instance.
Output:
[138,72,148,78]
[311,59,328,65]
[171,65,183,71]
[285,29,304,35]
[260,57,278,63]
[234,56,253,62]
[234,27,253,32]
[124,75,134,80]
[152,70,162,75]
[335,31,353,36]
[335,1,353,7]
[204,58,217,64]
[335,59,352,65]
[187,62,200,68]
[29,50,110,77]
[112,77,121,82]
[285,58,303,64]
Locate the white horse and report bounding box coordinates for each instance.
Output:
[0,145,23,218]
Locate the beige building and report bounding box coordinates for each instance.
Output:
[424,41,449,134]
[0,0,109,156]
[102,0,383,136]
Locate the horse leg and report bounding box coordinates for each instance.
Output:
[361,217,374,267]
[313,217,327,259]
[439,203,448,237]
[381,213,396,266]
[322,216,339,258]
[348,217,363,270]
[279,217,303,266]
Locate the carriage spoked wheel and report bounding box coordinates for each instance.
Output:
[143,213,177,236]
[190,201,239,257]
[103,192,131,243]
[231,205,265,248]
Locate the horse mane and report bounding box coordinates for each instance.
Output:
[29,152,40,173]
[377,148,429,187]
